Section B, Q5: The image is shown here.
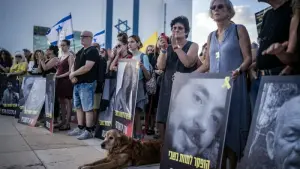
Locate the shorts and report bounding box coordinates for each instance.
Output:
[93,93,102,110]
[73,81,96,112]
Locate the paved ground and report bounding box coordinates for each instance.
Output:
[0,115,159,169]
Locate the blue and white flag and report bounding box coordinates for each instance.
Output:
[93,30,105,48]
[46,13,74,46]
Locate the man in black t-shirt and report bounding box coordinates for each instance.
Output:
[67,30,100,140]
[251,0,292,108]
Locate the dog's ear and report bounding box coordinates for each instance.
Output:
[116,133,129,146]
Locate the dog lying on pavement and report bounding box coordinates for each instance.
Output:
[78,129,162,169]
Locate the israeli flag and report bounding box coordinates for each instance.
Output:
[46,13,74,46]
[93,30,106,48]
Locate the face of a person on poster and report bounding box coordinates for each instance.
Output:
[170,79,227,156]
[7,82,13,91]
[266,96,300,169]
[210,0,231,22]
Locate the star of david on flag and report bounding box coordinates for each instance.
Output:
[46,13,74,46]
[93,30,105,48]
[114,19,131,33]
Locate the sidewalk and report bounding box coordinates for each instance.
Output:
[0,115,159,169]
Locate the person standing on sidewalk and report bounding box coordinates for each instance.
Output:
[68,30,100,140]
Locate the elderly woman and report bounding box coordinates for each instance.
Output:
[7,52,28,82]
[196,0,252,168]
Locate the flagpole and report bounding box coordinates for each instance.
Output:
[70,13,76,53]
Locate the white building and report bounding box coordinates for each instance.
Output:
[0,0,192,53]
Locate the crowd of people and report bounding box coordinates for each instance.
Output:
[1,0,300,168]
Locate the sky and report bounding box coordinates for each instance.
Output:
[191,0,270,47]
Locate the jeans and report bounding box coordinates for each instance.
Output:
[73,81,96,112]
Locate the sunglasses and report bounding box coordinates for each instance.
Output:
[210,4,225,10]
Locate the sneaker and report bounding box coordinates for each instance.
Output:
[67,127,84,136]
[77,130,93,140]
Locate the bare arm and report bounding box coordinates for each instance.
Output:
[175,43,199,68]
[72,60,95,77]
[40,58,58,71]
[156,51,167,70]
[237,25,252,72]
[196,34,212,73]
[0,65,10,73]
[110,54,119,71]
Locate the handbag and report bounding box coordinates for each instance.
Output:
[140,54,157,95]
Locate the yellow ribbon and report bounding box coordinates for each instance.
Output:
[216,52,220,59]
[222,76,231,89]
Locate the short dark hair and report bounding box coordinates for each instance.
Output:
[62,39,71,46]
[117,32,128,44]
[48,45,59,56]
[170,16,190,38]
[23,49,31,53]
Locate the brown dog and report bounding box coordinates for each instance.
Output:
[78,129,162,169]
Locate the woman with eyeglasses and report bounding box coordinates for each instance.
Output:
[156,16,199,143]
[54,40,74,130]
[39,45,59,76]
[196,0,252,168]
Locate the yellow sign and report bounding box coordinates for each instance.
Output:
[168,150,210,169]
[222,76,231,89]
[2,104,18,108]
[99,120,112,126]
[24,110,38,115]
[140,32,158,53]
[115,110,131,120]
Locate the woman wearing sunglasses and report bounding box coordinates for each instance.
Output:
[196,0,252,168]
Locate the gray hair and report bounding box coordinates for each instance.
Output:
[209,0,235,19]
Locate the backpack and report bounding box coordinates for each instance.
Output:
[140,54,157,95]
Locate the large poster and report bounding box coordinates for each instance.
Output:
[238,76,300,169]
[0,74,20,116]
[160,73,233,169]
[112,59,139,137]
[18,78,46,127]
[44,74,55,133]
[95,78,116,139]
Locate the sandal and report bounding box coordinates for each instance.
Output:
[59,123,71,131]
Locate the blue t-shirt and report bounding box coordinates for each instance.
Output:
[132,52,150,80]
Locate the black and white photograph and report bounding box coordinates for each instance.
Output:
[112,59,139,137]
[160,72,233,169]
[19,75,43,109]
[0,74,20,116]
[44,74,55,132]
[238,76,300,169]
[95,78,116,139]
[18,78,46,127]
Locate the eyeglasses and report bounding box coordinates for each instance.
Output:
[100,50,104,53]
[210,4,225,10]
[172,26,184,31]
[80,35,91,38]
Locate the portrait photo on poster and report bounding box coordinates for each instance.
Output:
[115,60,138,115]
[239,76,300,169]
[19,76,43,107]
[24,79,46,111]
[112,59,139,136]
[161,72,233,169]
[0,77,19,106]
